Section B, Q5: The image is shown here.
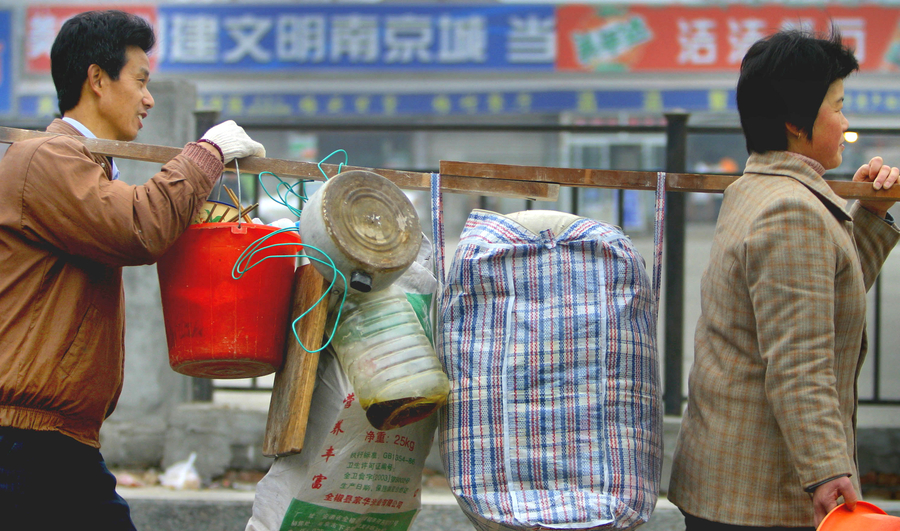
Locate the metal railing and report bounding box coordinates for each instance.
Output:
[177,113,900,407]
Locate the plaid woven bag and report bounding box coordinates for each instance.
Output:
[430,174,666,531]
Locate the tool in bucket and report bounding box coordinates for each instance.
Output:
[157,157,344,380]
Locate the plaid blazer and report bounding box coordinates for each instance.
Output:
[668,151,900,527]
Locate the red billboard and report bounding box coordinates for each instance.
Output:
[557,4,900,72]
[26,5,157,73]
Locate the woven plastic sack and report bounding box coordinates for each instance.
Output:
[436,208,663,531]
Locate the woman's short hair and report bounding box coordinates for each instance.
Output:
[50,10,156,116]
[737,29,858,154]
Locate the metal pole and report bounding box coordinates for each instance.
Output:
[664,112,688,416]
[190,110,219,403]
[617,190,625,229]
[874,275,882,401]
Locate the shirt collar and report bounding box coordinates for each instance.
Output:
[786,151,826,177]
[744,150,850,222]
[61,117,120,181]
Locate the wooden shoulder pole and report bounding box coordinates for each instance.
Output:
[440,159,900,202]
[0,126,558,201]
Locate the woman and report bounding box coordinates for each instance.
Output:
[668,29,900,530]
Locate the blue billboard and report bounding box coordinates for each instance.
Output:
[155,4,556,72]
[20,86,900,120]
[0,10,11,115]
[19,88,735,120]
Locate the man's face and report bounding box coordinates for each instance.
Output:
[97,46,154,141]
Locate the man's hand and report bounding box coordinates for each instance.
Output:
[854,156,900,217]
[201,120,266,164]
[812,476,857,527]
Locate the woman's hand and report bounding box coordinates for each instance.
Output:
[854,156,900,217]
[812,476,857,527]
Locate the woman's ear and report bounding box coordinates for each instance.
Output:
[785,122,804,141]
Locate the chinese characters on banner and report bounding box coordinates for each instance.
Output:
[25,5,158,73]
[21,5,900,73]
[153,5,556,72]
[12,4,900,118]
[556,4,900,72]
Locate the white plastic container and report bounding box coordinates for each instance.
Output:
[330,284,449,430]
[300,170,422,294]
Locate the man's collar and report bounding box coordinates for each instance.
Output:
[60,117,119,180]
[61,117,95,139]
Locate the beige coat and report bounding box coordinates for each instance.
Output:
[669,151,900,526]
[0,119,222,447]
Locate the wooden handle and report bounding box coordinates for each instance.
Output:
[263,264,330,457]
[0,126,556,201]
[440,159,900,202]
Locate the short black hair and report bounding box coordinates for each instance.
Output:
[736,29,858,154]
[50,10,155,115]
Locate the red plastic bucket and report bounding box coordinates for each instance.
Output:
[157,223,301,379]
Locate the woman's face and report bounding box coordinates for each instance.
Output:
[804,79,850,170]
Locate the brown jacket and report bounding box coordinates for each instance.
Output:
[668,151,900,526]
[0,119,222,447]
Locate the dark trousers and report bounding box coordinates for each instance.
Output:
[0,426,136,531]
[683,511,815,531]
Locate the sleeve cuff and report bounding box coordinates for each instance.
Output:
[182,142,225,181]
[805,474,852,493]
[851,201,899,231]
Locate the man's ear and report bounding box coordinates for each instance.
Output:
[86,64,105,97]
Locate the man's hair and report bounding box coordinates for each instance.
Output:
[736,29,858,154]
[50,10,155,115]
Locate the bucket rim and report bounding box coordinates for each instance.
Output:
[818,501,891,531]
[187,222,301,240]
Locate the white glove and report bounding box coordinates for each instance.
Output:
[200,120,266,163]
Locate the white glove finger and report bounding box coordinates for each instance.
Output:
[228,136,265,160]
[245,139,266,159]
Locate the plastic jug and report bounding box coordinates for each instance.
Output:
[300,170,422,294]
[330,284,449,430]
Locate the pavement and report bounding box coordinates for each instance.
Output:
[119,221,900,530]
[118,486,686,531]
[120,485,900,531]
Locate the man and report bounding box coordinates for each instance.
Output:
[0,10,265,529]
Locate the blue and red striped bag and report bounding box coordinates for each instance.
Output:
[430,174,665,531]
